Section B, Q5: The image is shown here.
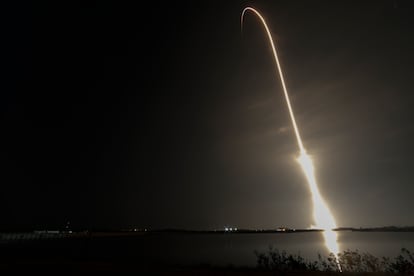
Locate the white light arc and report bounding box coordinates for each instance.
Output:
[241,7,304,153]
[241,7,341,270]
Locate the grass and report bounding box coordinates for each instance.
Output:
[254,247,414,274]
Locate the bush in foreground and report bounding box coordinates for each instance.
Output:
[255,247,414,273]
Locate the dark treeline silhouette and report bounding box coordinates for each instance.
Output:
[255,247,414,274]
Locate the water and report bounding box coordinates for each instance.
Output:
[2,231,414,267]
[87,231,414,266]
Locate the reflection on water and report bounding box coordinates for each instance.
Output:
[323,230,341,271]
[2,231,413,267]
[323,230,339,255]
[137,231,414,266]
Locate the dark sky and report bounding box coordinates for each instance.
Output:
[2,0,414,231]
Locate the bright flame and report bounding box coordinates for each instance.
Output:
[297,151,339,256]
[242,7,341,270]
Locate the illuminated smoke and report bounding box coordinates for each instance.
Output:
[241,7,341,269]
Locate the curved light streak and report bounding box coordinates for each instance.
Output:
[241,7,341,270]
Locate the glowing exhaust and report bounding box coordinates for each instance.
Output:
[241,7,341,270]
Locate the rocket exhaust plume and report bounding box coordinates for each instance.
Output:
[241,7,341,270]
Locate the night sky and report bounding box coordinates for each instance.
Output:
[2,0,414,231]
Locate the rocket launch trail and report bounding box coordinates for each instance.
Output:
[241,7,304,153]
[241,7,341,268]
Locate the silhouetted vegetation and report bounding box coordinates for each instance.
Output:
[255,247,414,273]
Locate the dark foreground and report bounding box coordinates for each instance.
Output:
[0,232,411,275]
[0,262,398,276]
